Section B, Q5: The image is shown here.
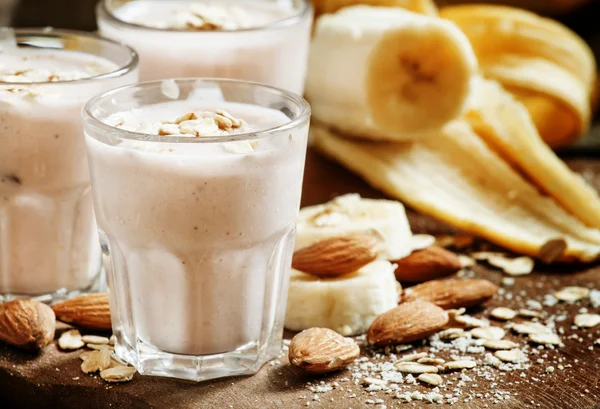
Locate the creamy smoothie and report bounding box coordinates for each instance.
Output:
[0,31,138,298]
[97,0,312,93]
[83,79,310,380]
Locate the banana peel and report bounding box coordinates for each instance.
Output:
[466,79,600,231]
[311,121,600,262]
[312,0,437,17]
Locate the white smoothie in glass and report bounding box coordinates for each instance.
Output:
[96,0,312,94]
[83,79,310,381]
[0,30,138,299]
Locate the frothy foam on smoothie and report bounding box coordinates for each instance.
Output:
[112,1,293,30]
[0,49,117,83]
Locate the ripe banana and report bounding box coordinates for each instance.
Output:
[312,0,437,17]
[306,5,477,141]
[310,122,600,262]
[296,193,413,260]
[466,79,600,231]
[285,260,399,336]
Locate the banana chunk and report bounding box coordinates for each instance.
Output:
[306,6,477,141]
[312,0,438,18]
[296,194,413,260]
[285,260,400,336]
[311,122,600,262]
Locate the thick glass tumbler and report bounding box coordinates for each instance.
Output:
[0,29,138,302]
[83,78,310,381]
[96,0,312,94]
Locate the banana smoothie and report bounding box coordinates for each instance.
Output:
[97,0,312,93]
[83,79,310,381]
[0,31,138,298]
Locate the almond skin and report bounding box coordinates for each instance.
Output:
[402,279,499,310]
[288,328,360,374]
[392,246,461,283]
[367,300,448,346]
[292,234,379,277]
[51,293,112,332]
[0,299,55,350]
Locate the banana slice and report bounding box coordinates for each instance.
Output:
[466,79,600,231]
[439,4,596,91]
[285,260,399,336]
[312,0,437,17]
[310,122,600,262]
[306,6,477,141]
[296,193,413,260]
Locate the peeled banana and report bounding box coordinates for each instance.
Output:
[311,122,600,262]
[285,260,400,336]
[296,194,413,260]
[306,5,477,141]
[311,0,438,17]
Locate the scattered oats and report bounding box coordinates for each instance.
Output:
[490,307,516,320]
[471,327,505,340]
[417,357,445,365]
[395,344,413,353]
[81,347,111,374]
[502,277,515,287]
[512,322,551,335]
[447,308,466,318]
[554,286,589,302]
[418,373,443,386]
[363,378,387,386]
[58,330,84,350]
[472,253,534,276]
[526,300,543,310]
[545,366,555,373]
[495,349,525,363]
[81,335,109,345]
[395,362,438,374]
[87,343,114,351]
[543,294,559,307]
[455,315,489,328]
[438,328,466,340]
[574,313,600,328]
[399,352,428,362]
[410,234,436,251]
[519,309,541,318]
[79,351,93,361]
[72,377,79,381]
[537,358,544,364]
[529,333,561,345]
[590,290,600,308]
[444,360,476,370]
[100,366,136,383]
[482,339,519,350]
[458,255,476,268]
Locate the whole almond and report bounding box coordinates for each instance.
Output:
[367,300,448,346]
[0,299,55,350]
[292,234,379,277]
[288,328,360,374]
[52,293,111,332]
[402,279,498,310]
[392,246,461,283]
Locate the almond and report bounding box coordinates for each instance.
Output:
[392,246,461,283]
[288,328,359,374]
[367,300,448,347]
[402,279,498,310]
[292,234,379,277]
[51,293,111,332]
[0,299,55,350]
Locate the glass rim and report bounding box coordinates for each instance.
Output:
[83,77,311,144]
[0,28,139,86]
[98,0,312,33]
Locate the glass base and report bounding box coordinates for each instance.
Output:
[114,332,282,382]
[0,265,106,304]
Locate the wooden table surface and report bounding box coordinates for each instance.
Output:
[2,149,600,409]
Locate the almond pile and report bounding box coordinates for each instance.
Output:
[0,293,137,384]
